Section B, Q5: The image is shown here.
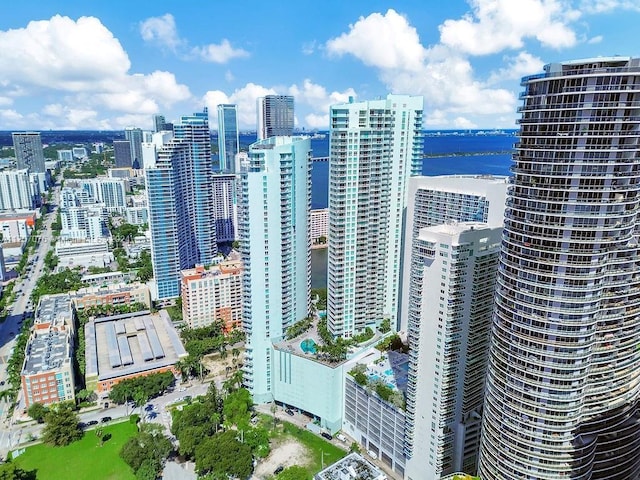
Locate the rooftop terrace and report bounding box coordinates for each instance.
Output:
[314,453,386,480]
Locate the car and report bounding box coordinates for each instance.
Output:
[0,381,5,386]
[78,422,86,429]
[285,409,294,416]
[86,420,98,427]
[100,416,112,423]
[336,433,347,442]
[321,432,333,441]
[274,466,284,475]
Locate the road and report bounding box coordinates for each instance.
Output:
[0,381,209,453]
[0,183,60,447]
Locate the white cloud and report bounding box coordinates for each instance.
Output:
[225,70,235,82]
[580,0,640,13]
[140,13,248,64]
[453,116,478,129]
[0,97,12,107]
[289,79,356,114]
[326,9,426,71]
[203,83,276,128]
[192,40,249,63]
[488,52,545,84]
[0,15,192,129]
[587,35,604,44]
[439,0,579,55]
[203,80,356,129]
[302,40,317,55]
[139,13,182,51]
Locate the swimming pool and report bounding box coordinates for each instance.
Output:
[384,369,393,376]
[300,338,317,354]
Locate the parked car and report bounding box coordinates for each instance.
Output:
[86,420,98,427]
[274,466,284,475]
[336,433,347,442]
[285,409,294,416]
[321,432,333,441]
[100,416,112,423]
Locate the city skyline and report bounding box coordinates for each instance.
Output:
[0,2,638,131]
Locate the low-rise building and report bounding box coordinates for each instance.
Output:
[0,212,36,242]
[180,259,243,330]
[81,270,133,287]
[70,282,151,311]
[314,453,386,480]
[310,208,328,244]
[21,294,76,408]
[84,310,187,395]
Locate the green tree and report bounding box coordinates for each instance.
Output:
[120,424,172,477]
[222,388,252,426]
[195,431,253,479]
[0,462,37,480]
[379,318,391,334]
[41,402,83,446]
[277,465,311,480]
[27,402,48,423]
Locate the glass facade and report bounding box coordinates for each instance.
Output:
[217,104,240,173]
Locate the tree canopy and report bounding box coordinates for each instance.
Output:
[0,463,36,480]
[195,430,253,479]
[109,371,175,405]
[120,423,172,479]
[27,403,48,423]
[41,402,83,446]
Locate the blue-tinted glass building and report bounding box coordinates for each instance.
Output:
[217,104,240,173]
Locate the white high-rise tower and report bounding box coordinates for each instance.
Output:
[327,94,423,337]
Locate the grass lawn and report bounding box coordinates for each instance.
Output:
[279,421,347,475]
[14,421,137,480]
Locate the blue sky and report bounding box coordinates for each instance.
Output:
[0,0,638,130]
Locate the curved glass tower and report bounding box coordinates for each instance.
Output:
[479,57,640,479]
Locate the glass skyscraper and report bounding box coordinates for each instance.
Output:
[125,127,144,169]
[326,94,423,338]
[12,132,45,173]
[479,57,640,479]
[144,109,217,300]
[257,95,294,140]
[238,136,311,403]
[217,104,240,173]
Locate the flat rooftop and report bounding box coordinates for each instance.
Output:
[85,310,187,382]
[314,453,386,480]
[22,330,72,375]
[36,294,73,329]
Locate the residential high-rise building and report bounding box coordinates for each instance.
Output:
[217,104,240,173]
[173,108,217,265]
[399,175,509,333]
[144,110,217,300]
[125,127,144,169]
[113,140,132,168]
[180,259,243,330]
[212,173,236,242]
[12,132,45,173]
[327,94,423,338]
[478,57,640,479]
[0,170,36,211]
[404,223,501,479]
[153,114,166,133]
[257,95,294,140]
[238,136,311,403]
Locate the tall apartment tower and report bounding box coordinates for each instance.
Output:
[113,140,132,168]
[212,173,236,242]
[478,57,640,479]
[238,136,311,403]
[399,175,509,332]
[12,132,45,173]
[125,127,144,169]
[404,223,501,480]
[144,110,217,300]
[327,94,423,338]
[173,109,217,265]
[153,114,166,133]
[217,104,240,173]
[257,95,294,140]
